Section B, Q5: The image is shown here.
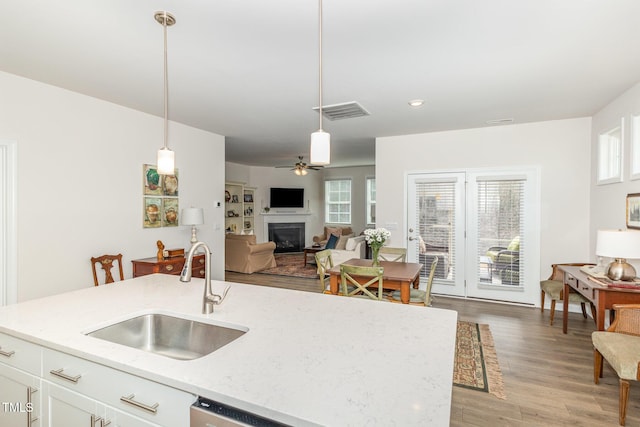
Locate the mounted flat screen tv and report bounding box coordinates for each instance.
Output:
[270,187,304,208]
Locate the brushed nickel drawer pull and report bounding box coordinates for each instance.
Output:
[50,368,81,383]
[120,394,159,414]
[165,264,174,272]
[91,414,111,427]
[27,386,38,425]
[0,347,15,357]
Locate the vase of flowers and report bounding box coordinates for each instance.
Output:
[364,228,391,266]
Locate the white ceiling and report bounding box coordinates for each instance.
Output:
[2,0,640,168]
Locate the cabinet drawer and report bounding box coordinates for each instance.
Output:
[0,332,42,375]
[43,348,195,426]
[192,256,206,278]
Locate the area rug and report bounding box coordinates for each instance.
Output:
[257,253,318,279]
[453,321,506,400]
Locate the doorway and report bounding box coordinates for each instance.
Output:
[406,168,539,304]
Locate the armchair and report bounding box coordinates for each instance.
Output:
[312,226,353,246]
[486,236,520,273]
[225,234,276,273]
[592,304,640,425]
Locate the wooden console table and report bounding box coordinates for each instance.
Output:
[132,254,206,279]
[559,265,640,333]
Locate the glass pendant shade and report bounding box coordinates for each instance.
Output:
[157,147,175,175]
[310,130,330,165]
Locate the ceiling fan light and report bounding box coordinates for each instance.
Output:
[301,168,308,176]
[157,147,175,175]
[310,130,330,165]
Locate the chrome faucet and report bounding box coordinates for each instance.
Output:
[180,241,229,314]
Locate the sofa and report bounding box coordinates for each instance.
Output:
[312,226,354,246]
[225,234,277,273]
[328,235,366,266]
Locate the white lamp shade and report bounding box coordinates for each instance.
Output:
[596,229,640,259]
[181,208,204,226]
[310,130,330,165]
[157,147,175,175]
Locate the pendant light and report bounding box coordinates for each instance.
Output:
[310,0,330,165]
[155,11,176,175]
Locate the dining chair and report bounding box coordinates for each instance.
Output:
[315,249,334,293]
[91,254,124,286]
[592,304,640,426]
[540,263,596,325]
[340,264,384,301]
[378,247,407,262]
[387,257,438,306]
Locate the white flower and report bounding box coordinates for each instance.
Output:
[364,228,391,249]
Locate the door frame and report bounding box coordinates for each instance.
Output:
[0,140,17,306]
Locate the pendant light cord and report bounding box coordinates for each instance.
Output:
[163,11,169,150]
[318,0,323,132]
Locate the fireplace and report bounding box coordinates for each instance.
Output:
[268,222,305,253]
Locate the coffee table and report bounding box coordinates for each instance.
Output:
[303,245,324,266]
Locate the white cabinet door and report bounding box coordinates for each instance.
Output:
[0,363,40,427]
[43,382,106,427]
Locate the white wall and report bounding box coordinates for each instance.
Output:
[591,82,640,267]
[0,72,226,302]
[376,118,592,297]
[226,162,375,244]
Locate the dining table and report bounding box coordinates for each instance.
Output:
[327,258,424,303]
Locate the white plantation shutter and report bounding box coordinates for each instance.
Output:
[475,176,525,287]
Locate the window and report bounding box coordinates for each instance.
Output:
[366,177,376,225]
[598,120,623,184]
[325,179,351,224]
[631,114,640,180]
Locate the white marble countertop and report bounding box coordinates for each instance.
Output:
[0,274,457,426]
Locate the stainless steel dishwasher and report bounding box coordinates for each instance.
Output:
[190,397,290,427]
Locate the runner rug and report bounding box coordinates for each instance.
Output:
[257,253,318,279]
[454,321,506,400]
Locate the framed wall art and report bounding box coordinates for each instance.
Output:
[143,164,179,228]
[626,193,640,229]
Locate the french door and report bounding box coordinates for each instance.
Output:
[407,168,539,304]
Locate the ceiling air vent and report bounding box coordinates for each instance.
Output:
[313,101,370,121]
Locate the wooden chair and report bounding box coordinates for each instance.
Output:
[315,249,334,293]
[593,304,640,426]
[540,263,596,325]
[91,254,124,286]
[340,264,384,301]
[378,247,407,262]
[387,257,438,306]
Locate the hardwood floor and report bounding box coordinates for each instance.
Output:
[225,270,640,426]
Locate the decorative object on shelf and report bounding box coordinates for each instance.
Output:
[244,193,253,203]
[596,229,640,280]
[231,195,239,203]
[143,164,179,228]
[626,193,640,229]
[264,207,270,213]
[364,228,391,266]
[227,210,235,217]
[163,248,185,258]
[244,221,251,230]
[225,191,231,202]
[154,11,176,175]
[310,0,330,165]
[182,207,204,244]
[156,240,165,260]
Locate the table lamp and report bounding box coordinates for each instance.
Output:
[181,208,204,244]
[596,229,640,281]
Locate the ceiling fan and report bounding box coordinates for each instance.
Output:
[275,156,323,176]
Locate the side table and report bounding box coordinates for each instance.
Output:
[303,246,324,267]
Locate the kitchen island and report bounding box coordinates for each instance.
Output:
[0,274,457,426]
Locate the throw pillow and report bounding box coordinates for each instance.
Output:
[345,235,365,251]
[325,227,343,239]
[336,233,354,250]
[325,233,340,249]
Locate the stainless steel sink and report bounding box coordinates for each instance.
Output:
[85,313,247,360]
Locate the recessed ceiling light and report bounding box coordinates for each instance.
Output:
[408,99,424,107]
[485,118,514,125]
